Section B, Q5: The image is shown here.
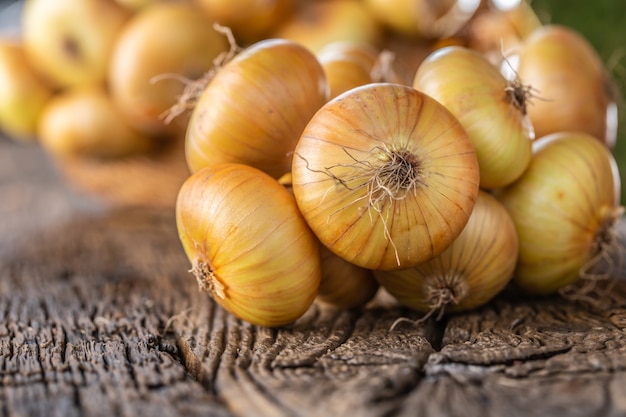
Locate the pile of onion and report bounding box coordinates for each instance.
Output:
[169,2,625,328]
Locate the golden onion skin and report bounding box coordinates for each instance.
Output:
[375,190,519,314]
[516,25,617,147]
[185,38,329,179]
[496,132,622,295]
[292,83,480,271]
[108,2,229,137]
[316,244,380,310]
[413,46,533,189]
[176,163,321,327]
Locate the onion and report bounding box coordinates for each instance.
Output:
[495,131,623,295]
[374,190,518,317]
[272,0,384,54]
[176,163,321,327]
[279,170,379,310]
[22,0,130,89]
[363,0,480,39]
[0,40,53,142]
[291,83,480,271]
[316,244,380,310]
[38,86,154,159]
[413,45,533,189]
[316,41,379,100]
[185,38,328,179]
[515,24,618,147]
[108,2,229,137]
[193,0,295,45]
[465,0,542,64]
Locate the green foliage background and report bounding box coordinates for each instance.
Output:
[529,0,626,200]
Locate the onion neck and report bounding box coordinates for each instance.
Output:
[191,258,226,299]
[425,271,468,320]
[580,205,625,281]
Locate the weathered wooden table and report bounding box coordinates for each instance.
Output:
[2,135,626,417]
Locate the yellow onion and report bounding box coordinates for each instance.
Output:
[0,40,53,141]
[316,41,379,100]
[272,0,384,54]
[176,163,321,327]
[465,0,542,63]
[515,25,618,147]
[363,0,480,39]
[193,0,295,45]
[279,170,380,310]
[291,83,480,271]
[38,85,154,159]
[413,45,533,189]
[375,190,519,316]
[316,245,380,310]
[495,132,623,295]
[22,0,130,89]
[185,38,328,179]
[108,2,229,137]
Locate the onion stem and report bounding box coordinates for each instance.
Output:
[157,23,242,124]
[298,144,426,266]
[560,206,625,303]
[191,259,226,299]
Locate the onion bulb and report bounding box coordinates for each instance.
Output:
[363,0,480,39]
[272,0,383,54]
[108,2,229,137]
[316,41,379,100]
[465,0,542,63]
[413,46,533,189]
[515,25,618,147]
[38,85,154,159]
[291,83,480,271]
[176,163,321,327]
[317,244,380,310]
[374,190,519,317]
[0,40,53,141]
[495,131,623,295]
[185,38,328,179]
[193,0,295,45]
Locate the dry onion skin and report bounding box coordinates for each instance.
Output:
[176,162,321,327]
[291,82,480,271]
[374,190,519,317]
[38,86,154,159]
[185,38,329,179]
[515,25,618,148]
[316,244,380,310]
[495,132,623,296]
[363,0,479,40]
[193,0,295,46]
[271,0,384,54]
[413,45,533,189]
[317,41,379,100]
[108,2,229,137]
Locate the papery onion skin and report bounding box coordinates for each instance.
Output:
[317,41,378,100]
[108,2,229,137]
[413,46,533,189]
[495,132,622,295]
[374,190,519,314]
[176,163,321,327]
[516,25,617,147]
[185,38,329,179]
[316,244,380,310]
[291,83,480,271]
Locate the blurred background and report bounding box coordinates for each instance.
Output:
[0,0,624,197]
